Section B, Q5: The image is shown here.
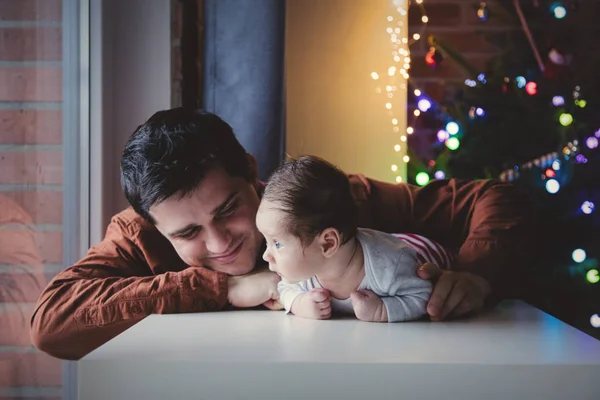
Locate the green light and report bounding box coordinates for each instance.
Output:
[578,99,587,108]
[587,269,600,284]
[446,137,460,150]
[415,172,430,186]
[559,113,573,126]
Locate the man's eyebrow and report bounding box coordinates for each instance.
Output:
[211,191,239,216]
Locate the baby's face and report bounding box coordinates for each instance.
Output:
[255,200,323,283]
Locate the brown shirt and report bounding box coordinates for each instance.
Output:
[30,176,538,360]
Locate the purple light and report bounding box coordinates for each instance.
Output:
[595,129,600,138]
[586,136,599,149]
[437,130,449,142]
[434,170,445,180]
[552,96,565,106]
[581,201,595,215]
[476,107,485,117]
[417,99,432,112]
[576,154,588,163]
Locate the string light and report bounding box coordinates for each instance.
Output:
[371,0,428,182]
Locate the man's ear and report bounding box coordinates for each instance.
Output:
[319,228,341,258]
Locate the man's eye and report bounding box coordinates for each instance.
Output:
[218,201,239,218]
[179,230,199,240]
[274,240,283,249]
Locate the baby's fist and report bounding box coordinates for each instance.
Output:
[291,288,332,320]
[350,290,388,322]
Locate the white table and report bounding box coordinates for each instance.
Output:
[78,300,600,400]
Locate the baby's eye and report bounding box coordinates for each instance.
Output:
[274,240,283,249]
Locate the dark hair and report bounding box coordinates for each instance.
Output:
[263,155,357,247]
[121,108,253,223]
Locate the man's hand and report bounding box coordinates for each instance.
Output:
[417,262,491,321]
[290,289,331,320]
[227,268,281,309]
[350,290,388,322]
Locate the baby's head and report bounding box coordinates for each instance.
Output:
[256,155,358,282]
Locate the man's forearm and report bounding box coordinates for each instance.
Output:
[30,267,228,359]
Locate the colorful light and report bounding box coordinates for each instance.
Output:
[437,130,449,142]
[572,248,586,263]
[525,81,537,95]
[595,129,600,138]
[545,179,560,194]
[445,121,459,135]
[551,4,567,19]
[477,73,486,83]
[586,136,599,149]
[575,99,587,108]
[465,79,477,87]
[445,137,460,150]
[581,201,595,215]
[552,96,565,106]
[476,107,485,117]
[515,76,526,88]
[545,168,556,178]
[552,160,561,170]
[586,269,600,284]
[591,314,600,328]
[415,172,430,186]
[417,98,432,112]
[434,170,445,180]
[559,113,573,126]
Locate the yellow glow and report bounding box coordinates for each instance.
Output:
[394,144,401,151]
[388,66,396,76]
[413,33,420,40]
[406,127,414,134]
[371,72,379,80]
[393,126,400,133]
[414,89,421,96]
[400,136,407,142]
[413,109,420,116]
[422,16,429,23]
[416,0,423,3]
[385,103,392,109]
[387,15,393,22]
[392,118,398,125]
[396,176,403,183]
[391,164,398,172]
[403,155,410,162]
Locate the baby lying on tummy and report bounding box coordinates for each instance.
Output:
[256,155,453,322]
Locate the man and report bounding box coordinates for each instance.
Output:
[30,108,537,360]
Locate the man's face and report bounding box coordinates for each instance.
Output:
[150,167,264,276]
[255,200,322,283]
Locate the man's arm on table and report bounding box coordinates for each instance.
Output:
[350,176,538,320]
[30,213,278,360]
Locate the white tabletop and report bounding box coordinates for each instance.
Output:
[78,300,600,400]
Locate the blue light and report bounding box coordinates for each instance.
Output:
[417,98,432,112]
[551,4,567,19]
[546,179,560,194]
[475,107,485,117]
[445,121,459,135]
[477,73,487,84]
[465,79,477,87]
[581,201,595,215]
[516,76,526,88]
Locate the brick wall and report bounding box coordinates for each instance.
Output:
[0,0,64,398]
[407,0,518,161]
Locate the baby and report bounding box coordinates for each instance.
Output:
[255,155,453,322]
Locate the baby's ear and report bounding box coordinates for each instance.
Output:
[320,228,341,258]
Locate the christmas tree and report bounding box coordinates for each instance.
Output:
[407,0,600,338]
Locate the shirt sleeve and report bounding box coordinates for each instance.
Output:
[375,248,433,322]
[277,278,310,314]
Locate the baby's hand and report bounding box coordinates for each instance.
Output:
[290,288,332,320]
[351,290,388,322]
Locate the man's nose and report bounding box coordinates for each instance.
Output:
[204,225,232,254]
